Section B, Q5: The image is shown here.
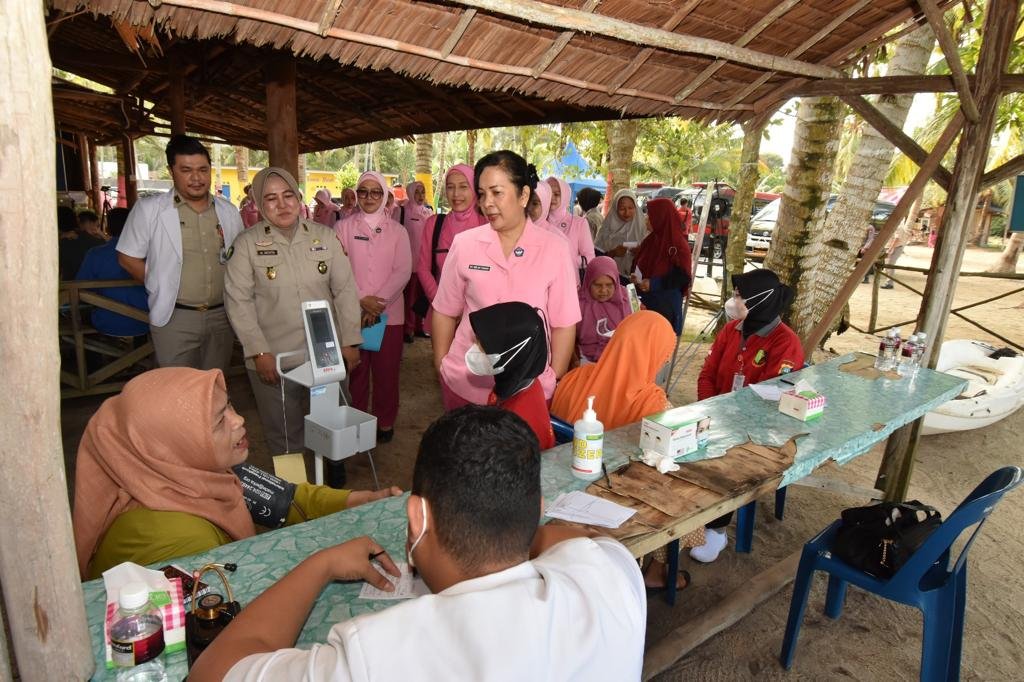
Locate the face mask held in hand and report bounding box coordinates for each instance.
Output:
[464,337,530,376]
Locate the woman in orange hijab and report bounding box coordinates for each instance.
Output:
[73,368,398,579]
[551,310,675,430]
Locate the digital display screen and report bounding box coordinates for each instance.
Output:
[306,308,340,368]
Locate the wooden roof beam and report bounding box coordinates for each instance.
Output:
[841,94,952,191]
[980,153,1024,189]
[608,1,700,95]
[791,73,1024,97]
[673,0,802,103]
[444,0,840,78]
[918,0,981,122]
[440,8,476,58]
[530,0,601,78]
[317,0,344,36]
[723,0,872,109]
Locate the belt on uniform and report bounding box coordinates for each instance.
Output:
[174,302,224,311]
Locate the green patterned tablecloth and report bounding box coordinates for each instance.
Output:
[83,352,964,679]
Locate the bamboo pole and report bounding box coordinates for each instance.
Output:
[876,0,1020,503]
[89,140,102,213]
[0,0,94,677]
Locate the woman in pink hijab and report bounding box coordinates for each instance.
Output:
[401,180,433,340]
[416,164,485,334]
[547,176,596,275]
[334,171,412,442]
[312,188,342,227]
[338,187,358,219]
[530,180,579,285]
[577,256,633,363]
[239,184,260,228]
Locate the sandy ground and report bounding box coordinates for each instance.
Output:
[59,244,1023,679]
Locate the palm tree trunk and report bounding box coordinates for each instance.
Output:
[764,96,844,338]
[415,134,433,174]
[724,114,772,299]
[804,25,934,343]
[467,129,477,165]
[605,120,639,198]
[235,146,249,186]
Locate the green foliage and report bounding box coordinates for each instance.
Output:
[633,118,741,185]
[336,163,360,190]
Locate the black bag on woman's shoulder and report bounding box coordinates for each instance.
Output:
[412,213,446,318]
[832,500,942,579]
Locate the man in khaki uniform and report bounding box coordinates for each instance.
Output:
[118,135,243,370]
[225,167,363,463]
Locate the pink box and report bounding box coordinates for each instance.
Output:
[779,389,826,421]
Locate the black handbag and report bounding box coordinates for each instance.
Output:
[412,213,446,318]
[832,500,942,579]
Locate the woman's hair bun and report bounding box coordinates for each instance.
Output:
[525,163,540,190]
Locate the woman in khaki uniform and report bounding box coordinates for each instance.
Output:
[225,167,363,477]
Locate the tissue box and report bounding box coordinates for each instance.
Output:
[779,389,826,421]
[640,408,710,458]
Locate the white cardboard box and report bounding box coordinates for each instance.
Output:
[640,407,711,459]
[778,389,826,421]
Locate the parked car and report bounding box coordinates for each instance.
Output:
[745,195,896,254]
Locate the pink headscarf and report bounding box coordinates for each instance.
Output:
[546,176,575,226]
[312,188,340,227]
[532,180,555,231]
[441,164,484,235]
[578,256,632,362]
[357,171,391,220]
[404,181,431,222]
[339,188,358,219]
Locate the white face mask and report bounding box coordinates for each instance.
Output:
[465,337,530,376]
[725,288,773,321]
[595,318,615,338]
[407,497,427,569]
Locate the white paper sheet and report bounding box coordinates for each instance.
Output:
[544,490,637,529]
[358,562,429,601]
[749,383,783,401]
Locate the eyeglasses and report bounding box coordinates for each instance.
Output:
[356,188,385,199]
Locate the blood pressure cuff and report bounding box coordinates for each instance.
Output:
[232,463,297,529]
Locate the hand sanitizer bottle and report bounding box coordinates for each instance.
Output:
[572,396,604,481]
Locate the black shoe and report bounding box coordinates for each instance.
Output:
[881,283,894,289]
[376,428,394,443]
[403,334,414,344]
[414,330,430,338]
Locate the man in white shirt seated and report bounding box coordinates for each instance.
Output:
[190,405,646,681]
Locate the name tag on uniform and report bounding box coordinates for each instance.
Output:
[310,245,328,252]
[469,264,491,272]
[354,235,370,242]
[257,249,278,256]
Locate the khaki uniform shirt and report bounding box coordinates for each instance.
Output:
[175,193,226,306]
[224,219,363,369]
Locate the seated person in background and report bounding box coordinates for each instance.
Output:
[73,367,400,580]
[578,256,633,364]
[75,207,149,340]
[190,406,646,681]
[630,198,693,335]
[468,302,554,450]
[552,310,675,430]
[690,268,804,563]
[58,206,105,280]
[77,209,107,241]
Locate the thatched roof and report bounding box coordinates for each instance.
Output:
[48,0,948,151]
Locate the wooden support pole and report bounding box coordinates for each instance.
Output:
[981,152,1024,189]
[0,0,94,678]
[841,95,952,191]
[801,111,964,355]
[89,139,102,212]
[875,0,1019,502]
[168,57,187,135]
[121,133,138,208]
[642,550,802,680]
[919,0,981,122]
[444,0,841,78]
[265,57,299,179]
[76,133,91,199]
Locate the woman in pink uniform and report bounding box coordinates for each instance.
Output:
[416,165,484,335]
[334,171,412,442]
[431,151,581,411]
[530,180,579,285]
[401,180,432,341]
[546,176,596,276]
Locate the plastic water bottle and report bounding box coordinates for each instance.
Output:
[898,334,918,377]
[571,395,604,480]
[110,582,167,682]
[888,327,903,369]
[875,328,899,370]
[912,332,929,374]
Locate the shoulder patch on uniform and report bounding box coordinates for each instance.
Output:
[779,361,795,374]
[753,349,767,367]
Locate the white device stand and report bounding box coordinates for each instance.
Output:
[275,352,379,489]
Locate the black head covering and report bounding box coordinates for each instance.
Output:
[731,269,794,337]
[469,302,548,401]
[577,187,603,212]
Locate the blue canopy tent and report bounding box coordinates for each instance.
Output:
[544,141,607,207]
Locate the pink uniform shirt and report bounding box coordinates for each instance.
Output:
[335,213,412,327]
[548,178,596,270]
[432,220,582,404]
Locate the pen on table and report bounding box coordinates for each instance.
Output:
[368,550,387,563]
[779,378,796,386]
[602,462,613,489]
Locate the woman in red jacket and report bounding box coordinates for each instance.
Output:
[691,268,804,562]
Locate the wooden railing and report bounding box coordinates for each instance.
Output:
[59,279,153,398]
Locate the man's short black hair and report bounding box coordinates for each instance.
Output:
[57,206,78,234]
[106,208,130,238]
[412,405,541,572]
[577,187,602,212]
[77,209,99,225]
[165,134,211,167]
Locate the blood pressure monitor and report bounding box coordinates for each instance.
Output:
[301,300,345,385]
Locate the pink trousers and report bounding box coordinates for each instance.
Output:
[350,324,404,430]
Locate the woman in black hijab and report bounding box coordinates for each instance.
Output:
[467,302,554,449]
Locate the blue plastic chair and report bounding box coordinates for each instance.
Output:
[779,466,1022,681]
[550,415,574,445]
